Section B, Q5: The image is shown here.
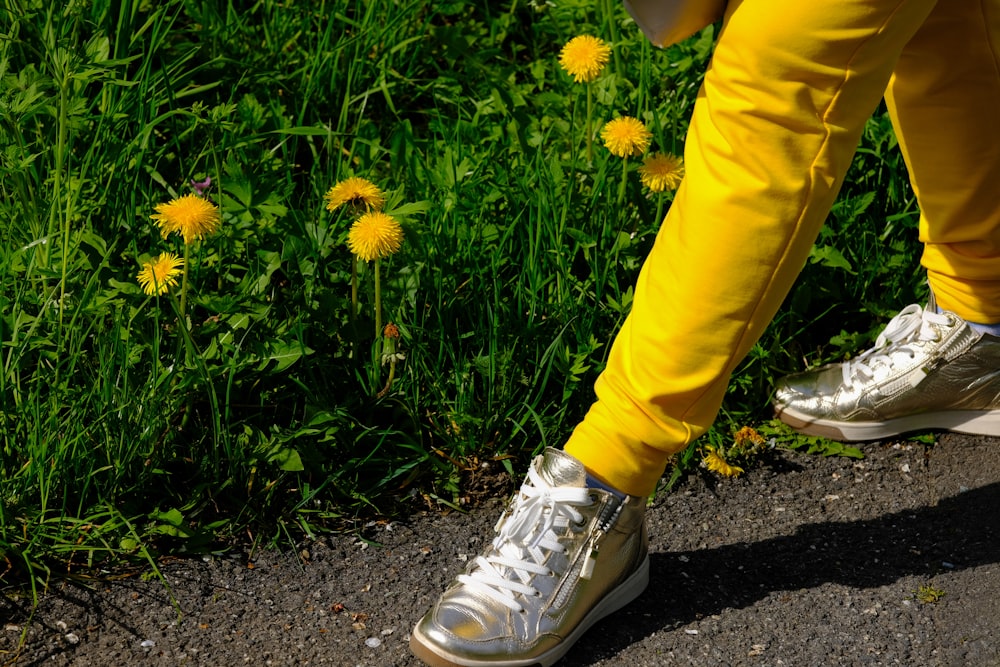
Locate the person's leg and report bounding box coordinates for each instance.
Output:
[413,2,941,666]
[565,0,939,498]
[774,0,1000,441]
[886,0,1000,323]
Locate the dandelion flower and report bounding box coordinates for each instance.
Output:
[325,177,385,213]
[151,194,221,245]
[600,116,652,158]
[559,35,611,83]
[136,252,184,296]
[733,425,766,449]
[383,322,401,339]
[348,211,403,262]
[702,446,744,478]
[638,153,685,192]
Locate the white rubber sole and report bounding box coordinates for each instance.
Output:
[775,405,1000,441]
[410,555,651,667]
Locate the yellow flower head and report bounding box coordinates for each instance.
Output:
[702,446,744,478]
[151,194,221,245]
[559,35,611,83]
[733,425,766,450]
[600,116,652,158]
[348,211,403,262]
[325,177,385,213]
[638,153,685,192]
[136,252,184,296]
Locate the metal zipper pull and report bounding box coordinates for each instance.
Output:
[580,529,606,580]
[580,497,625,580]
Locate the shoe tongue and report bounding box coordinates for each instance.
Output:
[537,448,587,488]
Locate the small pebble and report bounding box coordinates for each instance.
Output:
[365,637,382,648]
[65,633,80,645]
[141,639,156,648]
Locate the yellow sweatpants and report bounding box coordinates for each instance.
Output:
[565,0,1000,496]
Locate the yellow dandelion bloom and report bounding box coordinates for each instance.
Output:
[325,177,385,213]
[559,35,611,84]
[702,446,745,478]
[600,116,652,158]
[733,425,766,449]
[136,252,184,296]
[348,211,403,262]
[151,194,221,245]
[638,153,685,192]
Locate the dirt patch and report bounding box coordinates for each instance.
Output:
[2,434,998,666]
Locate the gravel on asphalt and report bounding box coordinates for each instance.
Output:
[2,433,998,666]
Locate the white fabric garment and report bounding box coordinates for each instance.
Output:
[622,0,726,47]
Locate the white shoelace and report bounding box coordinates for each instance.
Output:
[842,305,955,390]
[457,464,592,612]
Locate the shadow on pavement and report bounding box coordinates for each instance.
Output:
[565,481,999,662]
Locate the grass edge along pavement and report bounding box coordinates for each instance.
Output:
[1,0,921,594]
[2,433,997,666]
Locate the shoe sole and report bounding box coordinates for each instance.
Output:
[409,555,650,667]
[775,405,1000,441]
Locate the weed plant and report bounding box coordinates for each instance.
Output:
[0,0,922,584]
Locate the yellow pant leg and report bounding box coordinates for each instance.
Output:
[565,0,939,496]
[885,1,1000,323]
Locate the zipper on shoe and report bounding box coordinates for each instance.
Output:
[580,497,625,580]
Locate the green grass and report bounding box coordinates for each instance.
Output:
[0,0,923,586]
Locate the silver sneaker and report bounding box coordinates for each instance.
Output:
[774,302,1000,441]
[410,448,649,667]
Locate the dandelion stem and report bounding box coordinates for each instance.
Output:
[351,256,359,322]
[602,0,623,79]
[51,59,71,401]
[377,336,396,399]
[179,242,191,328]
[617,156,628,206]
[377,358,396,399]
[586,85,593,163]
[374,258,382,339]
